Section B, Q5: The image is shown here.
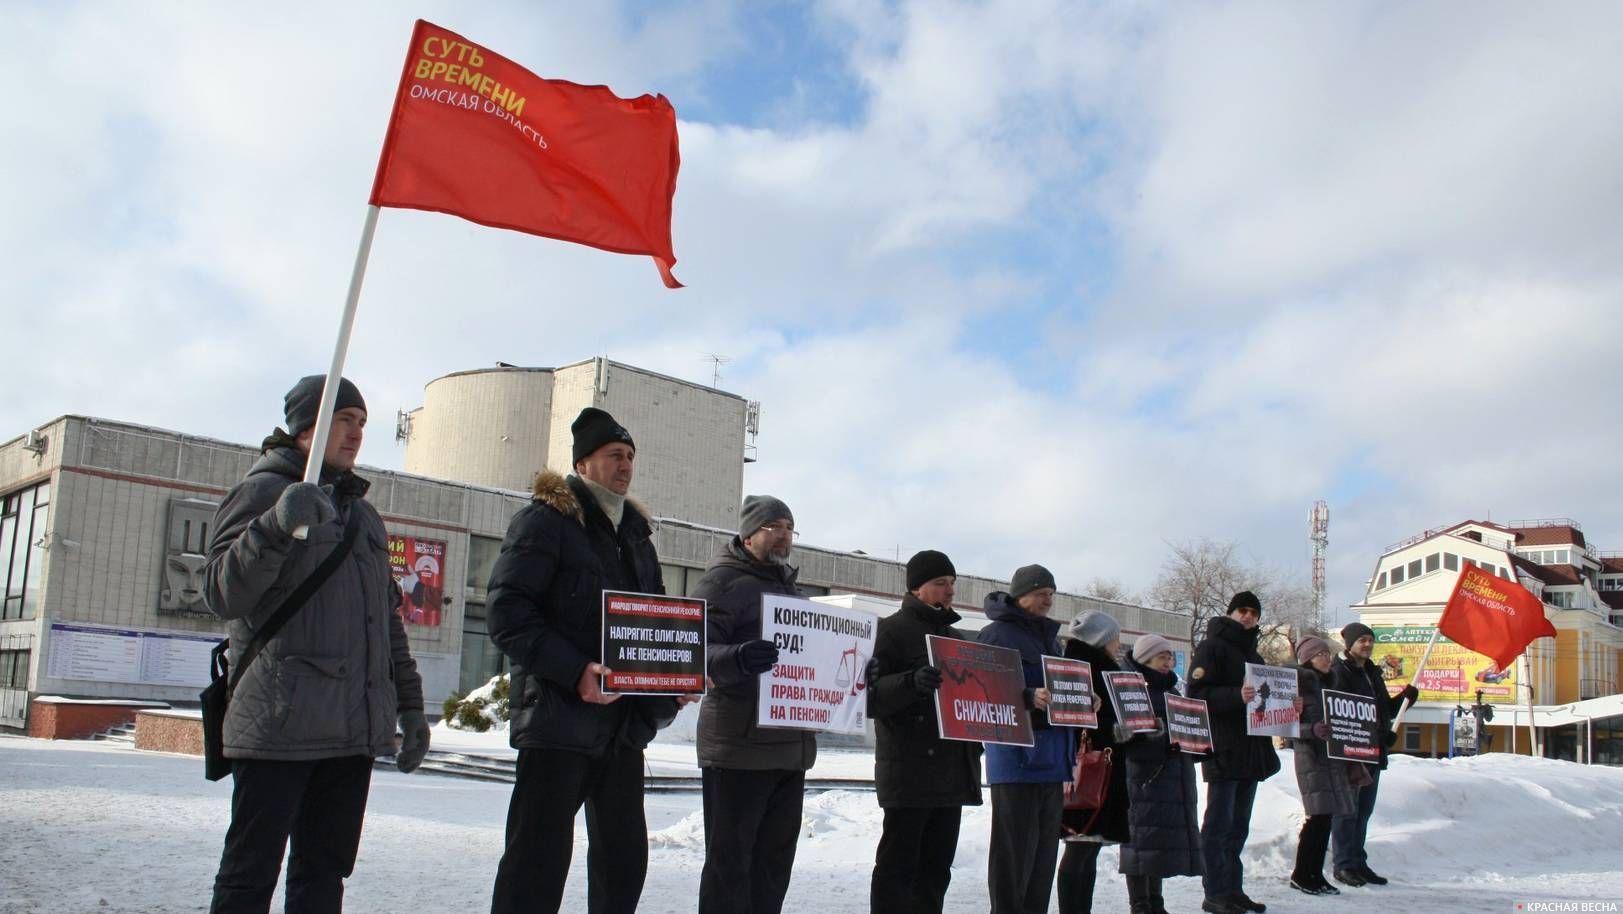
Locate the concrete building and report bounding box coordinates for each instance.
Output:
[1350,518,1623,764]
[1,402,1190,731]
[402,359,751,531]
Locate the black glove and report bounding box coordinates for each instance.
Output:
[272,482,336,535]
[911,665,943,694]
[1398,684,1420,707]
[737,639,779,676]
[1381,728,1398,748]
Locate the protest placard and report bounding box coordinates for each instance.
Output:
[1164,694,1213,754]
[1103,670,1159,733]
[1042,656,1097,728]
[926,635,1034,747]
[1244,662,1301,738]
[756,594,876,734]
[1322,687,1381,764]
[600,590,706,695]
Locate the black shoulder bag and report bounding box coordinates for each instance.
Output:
[201,509,362,781]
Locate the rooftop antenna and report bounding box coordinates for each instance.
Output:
[702,353,731,387]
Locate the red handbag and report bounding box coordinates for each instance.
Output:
[1064,731,1113,811]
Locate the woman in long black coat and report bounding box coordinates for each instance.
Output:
[1290,636,1360,897]
[1118,635,1202,914]
[1057,611,1131,914]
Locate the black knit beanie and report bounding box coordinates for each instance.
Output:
[284,375,366,437]
[1341,622,1374,648]
[906,550,956,591]
[571,407,635,464]
[1228,590,1262,616]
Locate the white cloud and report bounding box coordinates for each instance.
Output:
[5,0,1622,626]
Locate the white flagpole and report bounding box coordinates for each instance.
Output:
[292,204,382,540]
[1391,626,1440,731]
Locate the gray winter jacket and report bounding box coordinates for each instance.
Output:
[1293,664,1358,817]
[204,446,422,761]
[693,538,816,771]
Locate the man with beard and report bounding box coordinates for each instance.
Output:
[694,496,815,914]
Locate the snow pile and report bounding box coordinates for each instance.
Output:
[6,736,1622,914]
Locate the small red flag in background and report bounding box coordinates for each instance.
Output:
[370,20,682,287]
[1437,564,1558,671]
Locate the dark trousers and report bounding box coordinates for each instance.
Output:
[491,746,647,914]
[1199,778,1257,900]
[1057,840,1103,914]
[1331,767,1380,870]
[870,806,963,914]
[209,755,374,914]
[1292,814,1332,882]
[987,783,1063,914]
[698,767,805,914]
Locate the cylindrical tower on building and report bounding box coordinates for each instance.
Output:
[402,367,556,492]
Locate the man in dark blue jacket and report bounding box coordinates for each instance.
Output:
[1328,622,1417,888]
[978,564,1072,914]
[486,408,694,914]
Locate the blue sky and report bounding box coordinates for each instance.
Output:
[6,1,1623,626]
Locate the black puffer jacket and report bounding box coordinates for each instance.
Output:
[487,471,678,756]
[693,538,816,771]
[1293,663,1359,816]
[1060,638,1130,843]
[1186,615,1281,783]
[1329,653,1403,770]
[867,595,983,808]
[1118,657,1203,878]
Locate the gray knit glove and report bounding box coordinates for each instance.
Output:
[272,482,336,535]
[396,710,430,773]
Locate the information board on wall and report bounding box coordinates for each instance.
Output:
[46,622,221,689]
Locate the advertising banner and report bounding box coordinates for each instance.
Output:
[600,591,706,695]
[388,534,446,627]
[1042,656,1097,728]
[1103,671,1160,732]
[1322,687,1381,764]
[1164,695,1213,754]
[1370,625,1517,705]
[1244,663,1301,738]
[926,635,1034,747]
[756,594,876,734]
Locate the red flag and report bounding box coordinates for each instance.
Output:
[370,20,682,287]
[1437,565,1557,671]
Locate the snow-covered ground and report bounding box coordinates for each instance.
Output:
[5,733,1623,914]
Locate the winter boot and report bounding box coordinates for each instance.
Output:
[1333,867,1367,887]
[1147,876,1169,914]
[1126,875,1152,914]
[1357,865,1389,886]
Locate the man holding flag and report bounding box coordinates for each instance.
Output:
[1328,622,1416,888]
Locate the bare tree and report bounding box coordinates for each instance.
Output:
[1149,539,1323,663]
[1082,576,1137,604]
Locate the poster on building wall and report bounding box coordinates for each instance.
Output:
[1243,662,1302,737]
[1322,688,1381,764]
[45,622,220,689]
[756,594,876,734]
[1041,656,1097,728]
[599,590,707,695]
[926,635,1034,747]
[1370,625,1517,704]
[388,534,446,627]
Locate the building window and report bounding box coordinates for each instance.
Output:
[1557,549,1570,564]
[1390,565,1405,585]
[1375,572,1387,591]
[464,536,502,602]
[0,648,29,688]
[2,483,49,622]
[1402,725,1421,753]
[1426,553,1440,573]
[1444,553,1458,571]
[1407,559,1422,579]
